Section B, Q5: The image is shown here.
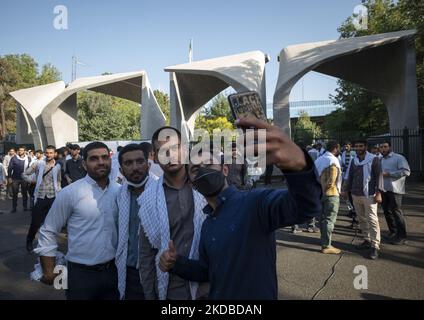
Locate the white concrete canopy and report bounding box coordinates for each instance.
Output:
[273,30,419,134]
[165,51,268,139]
[10,71,165,149]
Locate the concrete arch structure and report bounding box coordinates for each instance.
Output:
[10,71,165,149]
[273,30,419,135]
[164,51,268,140]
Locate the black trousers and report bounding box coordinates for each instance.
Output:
[28,184,35,208]
[66,260,119,300]
[11,179,28,210]
[26,197,55,243]
[6,180,13,198]
[125,267,145,300]
[381,191,407,239]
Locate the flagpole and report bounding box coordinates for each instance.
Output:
[189,38,193,63]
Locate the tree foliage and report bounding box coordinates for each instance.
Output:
[153,89,170,125]
[292,112,322,145]
[77,91,141,141]
[0,54,61,135]
[325,0,424,135]
[195,93,234,134]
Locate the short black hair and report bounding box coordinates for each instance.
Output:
[139,142,153,154]
[117,146,123,152]
[70,144,80,150]
[354,139,368,146]
[82,141,110,161]
[57,147,67,156]
[344,141,352,146]
[118,144,148,166]
[326,141,340,153]
[45,145,56,151]
[151,126,181,150]
[381,140,391,147]
[18,145,26,150]
[35,149,43,154]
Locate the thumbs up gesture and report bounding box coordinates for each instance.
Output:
[159,240,178,272]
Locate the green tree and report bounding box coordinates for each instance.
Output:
[195,116,234,134]
[38,63,61,85]
[195,92,235,133]
[204,93,233,120]
[77,91,141,141]
[0,54,62,134]
[153,89,170,125]
[292,112,322,145]
[326,0,424,133]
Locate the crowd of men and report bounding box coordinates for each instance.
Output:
[0,144,86,250]
[0,118,411,299]
[309,139,410,260]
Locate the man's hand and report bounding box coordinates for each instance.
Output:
[65,176,72,185]
[40,256,56,286]
[40,273,56,286]
[236,117,307,172]
[7,177,12,184]
[159,240,177,272]
[383,172,390,177]
[340,191,347,199]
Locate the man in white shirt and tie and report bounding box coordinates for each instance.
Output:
[35,142,121,300]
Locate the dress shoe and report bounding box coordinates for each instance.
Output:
[355,240,371,250]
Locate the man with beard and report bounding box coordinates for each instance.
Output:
[138,127,208,300]
[380,141,410,245]
[115,144,158,300]
[25,145,61,252]
[343,140,382,260]
[64,144,86,184]
[159,117,321,300]
[34,142,120,300]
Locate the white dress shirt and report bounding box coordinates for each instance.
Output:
[34,175,120,266]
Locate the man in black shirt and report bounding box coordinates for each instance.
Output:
[64,144,86,185]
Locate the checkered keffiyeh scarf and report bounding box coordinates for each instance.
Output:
[138,175,207,300]
[116,173,158,299]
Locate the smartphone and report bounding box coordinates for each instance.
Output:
[227,91,267,122]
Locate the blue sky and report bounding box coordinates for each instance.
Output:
[0,0,362,103]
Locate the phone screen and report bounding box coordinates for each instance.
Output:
[228,91,267,122]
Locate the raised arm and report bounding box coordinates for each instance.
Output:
[256,155,322,232]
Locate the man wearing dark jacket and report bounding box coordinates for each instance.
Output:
[159,117,322,300]
[7,146,31,213]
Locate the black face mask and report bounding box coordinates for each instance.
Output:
[192,167,226,197]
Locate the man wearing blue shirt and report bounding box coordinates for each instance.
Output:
[159,117,322,300]
[380,141,411,245]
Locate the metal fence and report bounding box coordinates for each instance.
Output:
[291,128,424,175]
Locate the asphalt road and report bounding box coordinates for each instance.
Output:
[0,181,423,300]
